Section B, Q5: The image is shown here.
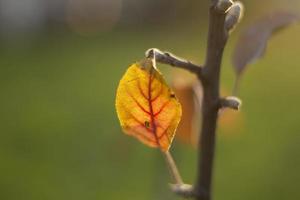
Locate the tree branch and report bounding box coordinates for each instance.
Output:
[145,48,203,76]
[193,1,243,200]
[142,1,243,199]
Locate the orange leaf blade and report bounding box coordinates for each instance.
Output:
[115,59,182,151]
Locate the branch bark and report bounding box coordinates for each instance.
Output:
[193,1,233,200]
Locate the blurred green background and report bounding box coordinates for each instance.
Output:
[0,0,299,200]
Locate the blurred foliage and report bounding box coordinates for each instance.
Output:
[0,1,300,200]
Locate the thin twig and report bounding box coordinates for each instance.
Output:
[146,48,203,76]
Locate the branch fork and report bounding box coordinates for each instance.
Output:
[144,1,244,199]
[145,48,203,75]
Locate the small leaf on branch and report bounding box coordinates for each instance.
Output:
[232,11,299,76]
[115,59,182,152]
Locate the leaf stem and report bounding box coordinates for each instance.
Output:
[163,151,183,185]
[232,75,241,96]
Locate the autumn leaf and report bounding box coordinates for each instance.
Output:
[172,70,200,147]
[115,58,182,152]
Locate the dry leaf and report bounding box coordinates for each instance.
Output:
[172,70,201,146]
[233,11,299,75]
[115,59,182,152]
[172,77,244,147]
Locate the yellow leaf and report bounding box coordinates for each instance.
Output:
[115,59,182,152]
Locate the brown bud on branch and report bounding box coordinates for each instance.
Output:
[225,1,244,32]
[220,96,242,110]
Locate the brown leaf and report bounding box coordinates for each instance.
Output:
[232,11,299,75]
[171,71,201,146]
